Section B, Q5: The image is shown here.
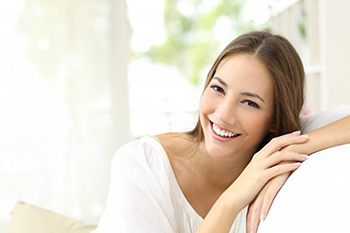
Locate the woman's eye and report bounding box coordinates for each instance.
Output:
[242,100,260,109]
[209,85,225,94]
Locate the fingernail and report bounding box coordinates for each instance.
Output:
[292,130,301,135]
[260,215,265,221]
[299,134,308,139]
[301,154,309,160]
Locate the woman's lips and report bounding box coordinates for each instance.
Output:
[209,121,241,141]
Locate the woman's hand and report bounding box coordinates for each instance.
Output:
[246,139,309,233]
[226,131,309,212]
[246,172,289,233]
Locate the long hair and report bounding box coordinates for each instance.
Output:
[187,31,305,148]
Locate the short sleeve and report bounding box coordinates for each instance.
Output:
[92,140,178,233]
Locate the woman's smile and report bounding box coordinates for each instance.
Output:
[199,53,275,158]
[210,121,241,141]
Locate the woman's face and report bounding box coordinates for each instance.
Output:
[199,53,275,158]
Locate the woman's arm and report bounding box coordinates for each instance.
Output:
[197,132,308,233]
[292,115,350,154]
[196,192,242,233]
[247,115,350,233]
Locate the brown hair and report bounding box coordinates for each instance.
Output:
[188,31,305,147]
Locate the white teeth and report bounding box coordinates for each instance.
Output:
[212,123,238,138]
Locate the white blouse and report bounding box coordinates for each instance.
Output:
[92,136,246,233]
[93,106,350,232]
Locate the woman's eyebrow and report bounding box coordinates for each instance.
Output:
[240,92,265,103]
[213,76,266,103]
[213,77,227,87]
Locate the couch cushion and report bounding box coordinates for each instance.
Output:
[9,202,96,233]
[300,105,350,133]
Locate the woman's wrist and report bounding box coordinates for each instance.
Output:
[197,191,241,233]
[220,183,247,212]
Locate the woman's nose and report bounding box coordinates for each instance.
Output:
[216,100,237,126]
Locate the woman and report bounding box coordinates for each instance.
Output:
[92,31,350,233]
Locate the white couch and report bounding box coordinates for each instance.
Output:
[258,105,350,232]
[258,144,350,233]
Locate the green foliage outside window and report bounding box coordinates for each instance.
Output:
[139,0,270,85]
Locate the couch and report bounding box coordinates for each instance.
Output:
[8,106,350,233]
[257,144,350,233]
[8,202,96,233]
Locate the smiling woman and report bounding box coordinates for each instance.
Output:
[92,31,350,233]
[199,53,275,159]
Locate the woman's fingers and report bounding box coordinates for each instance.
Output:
[265,162,301,180]
[247,173,291,233]
[247,187,267,233]
[260,131,308,156]
[266,151,308,167]
[260,173,289,221]
[234,132,308,212]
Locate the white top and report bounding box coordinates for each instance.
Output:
[92,136,247,233]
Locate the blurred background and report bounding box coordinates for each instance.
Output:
[1,0,350,231]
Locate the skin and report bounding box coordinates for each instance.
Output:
[199,53,275,160]
[247,115,350,233]
[157,53,350,233]
[157,53,308,226]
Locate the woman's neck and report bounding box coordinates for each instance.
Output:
[157,132,252,190]
[187,141,251,190]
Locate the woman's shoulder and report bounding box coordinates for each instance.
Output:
[155,132,196,160]
[111,136,166,167]
[110,132,195,176]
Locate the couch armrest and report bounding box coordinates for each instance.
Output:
[9,202,96,233]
